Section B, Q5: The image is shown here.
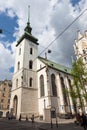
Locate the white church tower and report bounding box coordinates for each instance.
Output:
[10,18,39,118]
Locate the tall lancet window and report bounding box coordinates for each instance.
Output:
[60,77,68,105]
[68,79,72,90]
[29,60,33,69]
[29,77,33,87]
[51,74,57,96]
[30,48,33,55]
[16,79,18,88]
[18,61,20,70]
[40,75,45,97]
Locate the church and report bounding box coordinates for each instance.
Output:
[10,18,85,120]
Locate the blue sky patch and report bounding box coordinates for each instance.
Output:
[0,10,18,43]
[70,0,81,6]
[9,66,14,73]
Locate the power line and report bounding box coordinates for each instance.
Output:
[1,9,87,63]
[38,9,87,57]
[32,9,87,63]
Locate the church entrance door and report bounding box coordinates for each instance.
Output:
[13,95,18,116]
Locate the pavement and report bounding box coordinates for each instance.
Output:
[0,117,84,130]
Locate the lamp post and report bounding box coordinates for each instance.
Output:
[45,49,51,59]
[50,106,58,128]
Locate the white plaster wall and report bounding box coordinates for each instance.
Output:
[10,88,22,118]
[12,69,23,90]
[14,40,25,73]
[37,59,73,115]
[23,39,38,71]
[21,88,38,116]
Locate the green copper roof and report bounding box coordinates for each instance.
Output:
[16,22,39,46]
[38,56,72,74]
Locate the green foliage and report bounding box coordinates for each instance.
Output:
[71,58,87,110]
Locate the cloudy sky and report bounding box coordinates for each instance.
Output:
[0,0,87,80]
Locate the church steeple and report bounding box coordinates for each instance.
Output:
[24,5,32,34]
[24,21,32,34]
[16,5,39,47]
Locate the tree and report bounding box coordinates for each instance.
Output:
[71,58,87,113]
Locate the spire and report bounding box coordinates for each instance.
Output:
[28,5,30,25]
[24,5,32,34]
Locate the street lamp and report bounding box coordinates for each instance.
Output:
[45,49,51,59]
[50,106,58,128]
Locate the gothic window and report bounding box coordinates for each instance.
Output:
[30,48,33,54]
[29,60,33,69]
[29,78,33,87]
[18,62,20,70]
[19,48,21,55]
[68,79,72,89]
[51,74,57,96]
[84,57,87,61]
[60,77,68,105]
[40,75,45,97]
[16,79,18,88]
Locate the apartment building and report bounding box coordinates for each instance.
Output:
[0,80,12,117]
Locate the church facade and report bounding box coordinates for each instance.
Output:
[10,21,76,119]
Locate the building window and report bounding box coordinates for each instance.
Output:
[18,61,20,70]
[30,48,33,54]
[3,88,5,91]
[40,75,45,97]
[60,77,68,105]
[84,57,87,61]
[16,79,18,88]
[51,74,57,97]
[29,60,33,69]
[29,78,33,87]
[2,93,5,97]
[1,99,4,103]
[83,49,86,54]
[7,105,9,109]
[19,48,21,55]
[68,79,72,89]
[8,99,10,103]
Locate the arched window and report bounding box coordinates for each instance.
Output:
[29,78,33,87]
[30,48,33,54]
[40,75,45,97]
[16,79,18,88]
[29,60,33,69]
[18,62,20,70]
[68,79,72,89]
[60,77,68,105]
[51,74,57,96]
